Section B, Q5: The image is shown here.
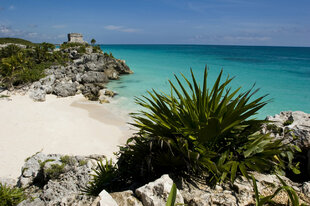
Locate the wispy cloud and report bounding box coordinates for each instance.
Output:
[0,24,37,38]
[8,5,15,10]
[104,25,139,33]
[0,25,12,35]
[51,24,66,29]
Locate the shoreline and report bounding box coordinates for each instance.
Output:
[0,93,133,179]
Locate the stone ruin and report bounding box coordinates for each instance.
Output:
[67,33,86,44]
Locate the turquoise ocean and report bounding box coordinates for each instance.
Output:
[100,45,310,119]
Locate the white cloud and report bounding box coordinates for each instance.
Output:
[0,25,12,35]
[104,25,139,33]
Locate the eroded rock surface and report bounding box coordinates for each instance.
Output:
[17,152,105,206]
[135,174,184,206]
[28,49,132,102]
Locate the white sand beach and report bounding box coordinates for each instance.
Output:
[0,93,132,179]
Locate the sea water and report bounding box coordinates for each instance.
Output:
[100,45,310,119]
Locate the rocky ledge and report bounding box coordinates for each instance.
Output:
[25,48,132,102]
[1,153,310,206]
[0,111,309,206]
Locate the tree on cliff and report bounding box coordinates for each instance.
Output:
[91,39,96,45]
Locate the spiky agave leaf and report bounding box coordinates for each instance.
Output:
[126,67,297,184]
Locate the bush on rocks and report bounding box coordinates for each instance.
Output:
[85,68,301,196]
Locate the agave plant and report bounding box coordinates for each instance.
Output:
[124,67,298,184]
[82,159,120,196]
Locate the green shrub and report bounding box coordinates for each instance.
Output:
[0,45,22,58]
[45,164,65,180]
[92,45,101,53]
[0,41,68,89]
[82,159,119,196]
[79,159,88,166]
[0,37,36,47]
[119,68,299,185]
[103,52,114,58]
[60,155,76,166]
[60,42,88,54]
[85,68,300,195]
[0,183,26,206]
[266,124,283,134]
[284,119,294,126]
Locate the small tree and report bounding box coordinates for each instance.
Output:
[91,38,96,45]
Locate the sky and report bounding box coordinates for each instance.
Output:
[0,0,309,46]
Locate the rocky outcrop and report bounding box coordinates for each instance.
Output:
[263,111,310,178]
[17,152,105,206]
[135,174,184,206]
[110,190,143,206]
[176,172,310,206]
[28,49,132,102]
[264,111,310,149]
[9,151,310,206]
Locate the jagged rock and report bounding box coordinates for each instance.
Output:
[53,82,77,97]
[86,47,93,54]
[177,172,310,206]
[110,190,143,206]
[265,111,310,149]
[99,98,110,104]
[82,71,108,83]
[29,76,56,101]
[17,152,98,205]
[302,182,310,196]
[98,190,118,206]
[263,111,310,177]
[105,68,119,80]
[39,75,56,88]
[82,84,102,100]
[135,174,184,206]
[104,90,115,97]
[29,88,46,101]
[18,153,61,188]
[5,44,133,102]
[85,62,98,71]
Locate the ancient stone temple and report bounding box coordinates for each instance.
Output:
[67,33,85,43]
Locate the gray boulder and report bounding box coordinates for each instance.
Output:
[98,190,118,206]
[265,111,310,149]
[53,82,77,97]
[264,111,310,177]
[135,174,184,206]
[177,172,310,206]
[29,88,46,102]
[17,152,101,206]
[110,190,143,206]
[105,68,119,80]
[18,153,62,188]
[82,71,108,83]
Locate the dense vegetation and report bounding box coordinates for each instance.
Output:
[0,37,36,47]
[0,183,26,206]
[84,68,300,195]
[0,39,105,90]
[0,42,68,90]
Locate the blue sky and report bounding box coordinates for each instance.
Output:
[0,0,309,46]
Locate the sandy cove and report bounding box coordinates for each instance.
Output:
[0,93,132,179]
